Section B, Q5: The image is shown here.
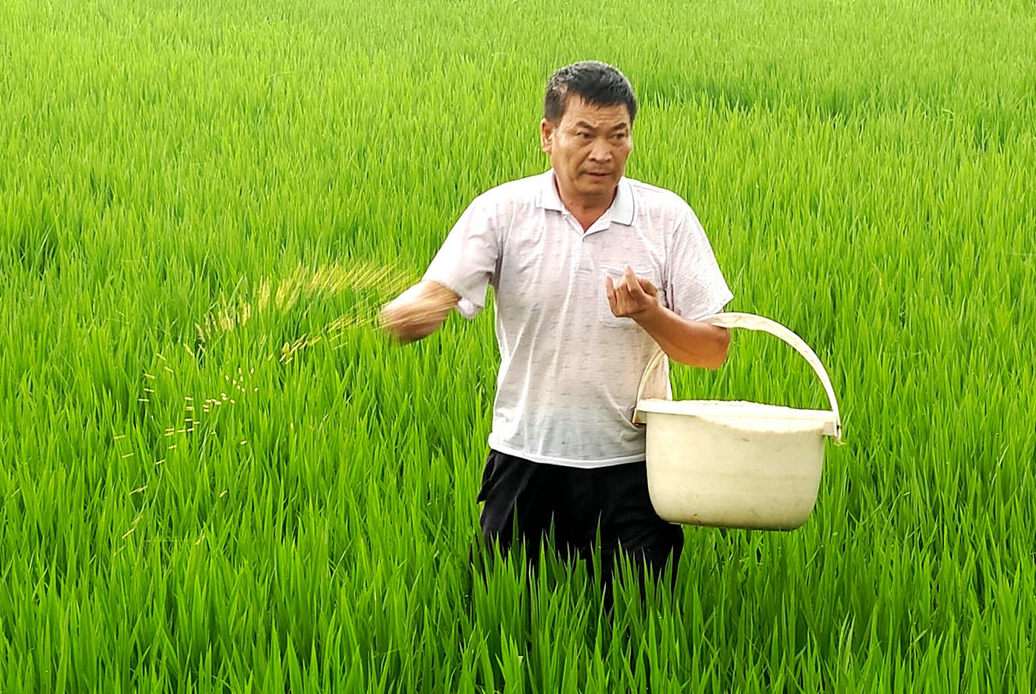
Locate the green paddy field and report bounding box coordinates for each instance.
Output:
[1,0,1034,690]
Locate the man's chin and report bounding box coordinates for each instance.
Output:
[580,175,617,190]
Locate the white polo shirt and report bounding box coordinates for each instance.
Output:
[424,170,732,468]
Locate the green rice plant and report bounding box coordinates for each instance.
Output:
[2,0,1035,690]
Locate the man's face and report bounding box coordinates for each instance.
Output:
[540,96,633,209]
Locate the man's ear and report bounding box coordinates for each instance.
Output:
[540,118,554,153]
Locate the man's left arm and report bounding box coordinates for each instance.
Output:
[605,265,729,369]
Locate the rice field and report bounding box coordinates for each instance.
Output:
[1,0,1034,690]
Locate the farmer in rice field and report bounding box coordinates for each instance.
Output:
[380,60,732,589]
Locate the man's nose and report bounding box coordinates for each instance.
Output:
[588,137,612,161]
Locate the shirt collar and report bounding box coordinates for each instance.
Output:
[536,170,636,227]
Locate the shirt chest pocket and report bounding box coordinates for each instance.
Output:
[597,264,664,329]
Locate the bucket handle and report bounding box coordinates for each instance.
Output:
[637,312,842,441]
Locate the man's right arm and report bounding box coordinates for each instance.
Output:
[378,280,461,343]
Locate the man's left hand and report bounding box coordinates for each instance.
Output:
[605,265,660,322]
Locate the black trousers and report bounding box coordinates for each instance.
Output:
[477,449,683,588]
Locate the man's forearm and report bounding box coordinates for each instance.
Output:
[379,280,461,343]
[634,306,729,369]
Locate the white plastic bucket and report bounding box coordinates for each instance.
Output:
[632,313,842,530]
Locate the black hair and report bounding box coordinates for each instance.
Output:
[543,61,638,124]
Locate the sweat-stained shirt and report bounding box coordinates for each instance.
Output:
[424,170,732,468]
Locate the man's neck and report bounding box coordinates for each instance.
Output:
[555,183,616,232]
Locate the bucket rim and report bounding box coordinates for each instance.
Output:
[635,398,840,437]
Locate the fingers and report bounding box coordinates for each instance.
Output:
[606,266,659,319]
[625,266,658,293]
[621,266,657,299]
[621,265,640,298]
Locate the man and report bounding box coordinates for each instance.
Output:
[380,61,732,588]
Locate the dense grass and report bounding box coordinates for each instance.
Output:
[2,0,1034,691]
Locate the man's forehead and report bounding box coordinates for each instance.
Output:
[560,96,632,128]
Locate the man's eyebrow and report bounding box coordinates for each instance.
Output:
[573,120,630,131]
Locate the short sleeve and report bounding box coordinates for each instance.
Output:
[666,207,733,320]
[423,196,500,319]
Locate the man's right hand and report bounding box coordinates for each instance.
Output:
[378,281,461,343]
